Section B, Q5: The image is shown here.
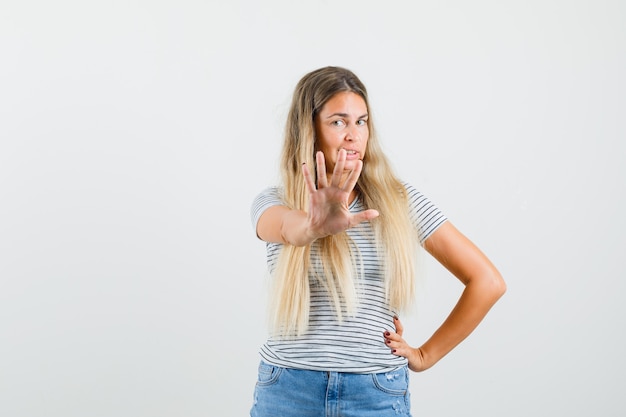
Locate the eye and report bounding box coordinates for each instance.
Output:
[332,120,346,127]
[357,119,368,126]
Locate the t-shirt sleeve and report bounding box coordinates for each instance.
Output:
[250,187,284,234]
[404,182,448,244]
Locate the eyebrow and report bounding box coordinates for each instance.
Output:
[324,112,369,119]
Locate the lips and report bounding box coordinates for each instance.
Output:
[342,149,360,159]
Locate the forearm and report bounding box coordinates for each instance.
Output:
[419,274,505,369]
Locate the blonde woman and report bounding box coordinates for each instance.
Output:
[250,66,506,417]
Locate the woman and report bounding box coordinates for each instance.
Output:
[250,66,506,416]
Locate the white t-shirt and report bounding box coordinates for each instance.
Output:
[250,183,447,373]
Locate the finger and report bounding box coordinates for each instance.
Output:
[383,333,407,356]
[302,162,317,194]
[384,331,403,343]
[394,316,404,337]
[349,209,379,228]
[330,149,346,187]
[390,346,411,359]
[342,159,363,192]
[383,331,395,348]
[316,151,328,188]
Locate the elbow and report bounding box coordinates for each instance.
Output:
[469,267,506,303]
[464,269,506,306]
[489,270,507,301]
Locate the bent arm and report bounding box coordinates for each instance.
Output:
[384,221,507,371]
[417,221,506,370]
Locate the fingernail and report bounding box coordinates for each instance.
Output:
[393,316,399,320]
[384,331,390,337]
[392,349,397,353]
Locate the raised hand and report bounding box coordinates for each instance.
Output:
[302,150,379,239]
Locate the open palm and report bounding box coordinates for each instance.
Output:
[302,150,379,239]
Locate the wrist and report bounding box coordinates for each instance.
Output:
[281,210,319,246]
[416,345,440,371]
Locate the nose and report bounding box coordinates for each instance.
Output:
[346,125,359,141]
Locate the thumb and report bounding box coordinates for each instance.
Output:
[352,209,379,225]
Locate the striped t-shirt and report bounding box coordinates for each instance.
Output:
[250,183,447,373]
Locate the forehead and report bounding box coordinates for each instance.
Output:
[320,91,368,114]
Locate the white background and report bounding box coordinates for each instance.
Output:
[1,1,624,416]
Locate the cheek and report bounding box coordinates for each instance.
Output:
[319,132,340,150]
[318,140,333,156]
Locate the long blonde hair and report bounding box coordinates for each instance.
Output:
[270,66,419,336]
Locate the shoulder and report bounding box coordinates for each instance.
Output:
[400,181,426,205]
[400,181,417,196]
[253,186,284,203]
[398,181,433,208]
[399,181,448,244]
[250,186,285,228]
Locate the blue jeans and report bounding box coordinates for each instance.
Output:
[250,362,412,417]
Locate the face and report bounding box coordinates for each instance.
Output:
[315,91,369,177]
